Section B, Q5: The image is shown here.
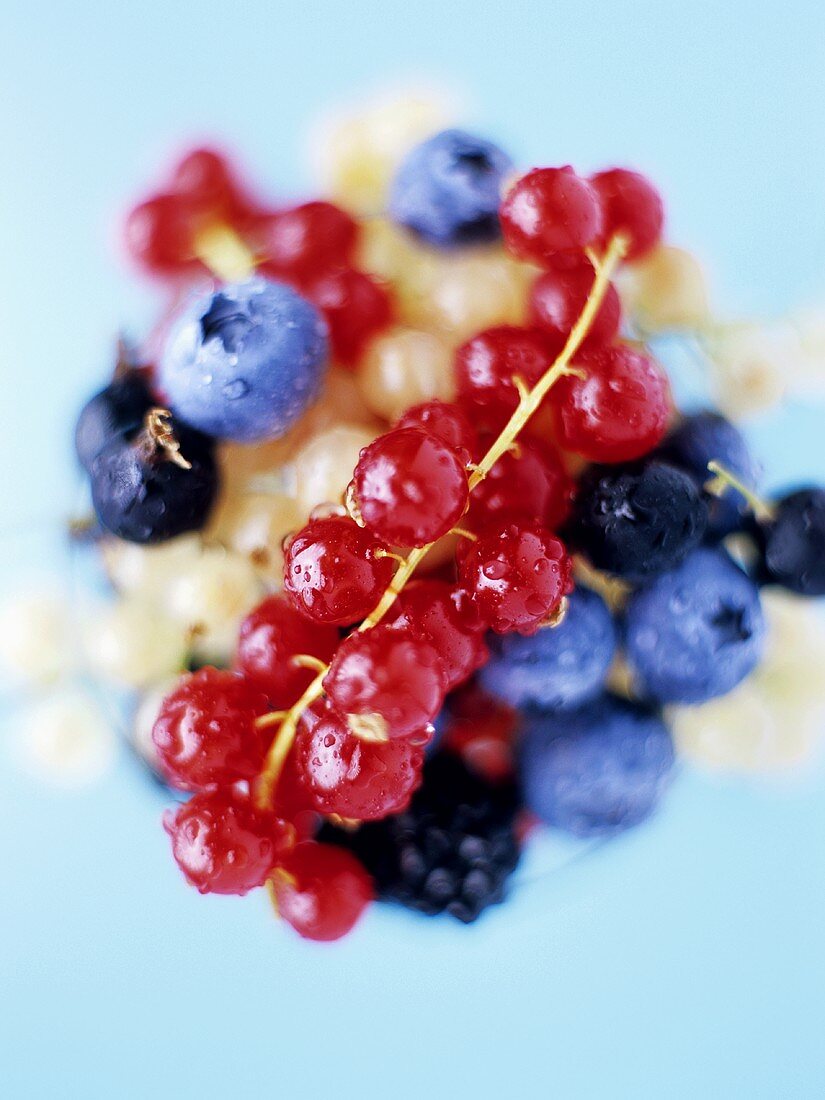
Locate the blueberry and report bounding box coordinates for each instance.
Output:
[519,693,674,837]
[75,368,154,471]
[90,413,218,543]
[388,129,513,248]
[159,277,328,442]
[567,459,708,581]
[479,587,617,711]
[658,411,762,538]
[624,548,765,704]
[756,487,825,595]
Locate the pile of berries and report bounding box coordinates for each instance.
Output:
[67,99,825,941]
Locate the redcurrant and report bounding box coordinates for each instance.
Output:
[124,192,201,277]
[152,668,269,791]
[466,435,574,532]
[256,201,359,280]
[235,594,340,708]
[294,704,425,820]
[271,842,373,941]
[590,168,664,261]
[395,400,479,466]
[164,788,294,895]
[499,167,603,265]
[385,580,488,690]
[551,343,671,462]
[443,683,518,782]
[458,522,573,635]
[283,515,396,626]
[529,256,621,350]
[351,428,469,548]
[303,268,392,367]
[171,146,256,225]
[455,326,555,426]
[323,624,446,741]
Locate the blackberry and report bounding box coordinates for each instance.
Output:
[321,752,521,923]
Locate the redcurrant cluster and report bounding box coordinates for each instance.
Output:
[70,113,825,941]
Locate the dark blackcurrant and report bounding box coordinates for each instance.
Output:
[74,368,155,471]
[755,487,825,596]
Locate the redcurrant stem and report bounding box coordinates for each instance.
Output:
[254,232,628,809]
[450,527,478,542]
[193,224,257,282]
[290,654,329,674]
[705,460,775,522]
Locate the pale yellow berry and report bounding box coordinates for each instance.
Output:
[85,598,189,688]
[706,320,801,419]
[294,424,377,514]
[209,491,303,587]
[100,535,202,599]
[14,688,116,787]
[131,676,180,772]
[167,548,263,664]
[620,244,710,333]
[397,249,529,340]
[357,217,424,283]
[0,588,74,686]
[312,89,455,215]
[357,327,456,421]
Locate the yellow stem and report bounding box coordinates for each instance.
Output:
[705,460,775,522]
[254,232,628,807]
[192,224,257,282]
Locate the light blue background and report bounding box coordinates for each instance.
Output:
[2,2,825,1097]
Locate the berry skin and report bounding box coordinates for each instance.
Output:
[271,842,373,942]
[658,410,762,539]
[170,147,257,226]
[75,368,154,471]
[159,277,328,443]
[293,705,425,820]
[529,257,622,351]
[124,192,203,278]
[234,594,340,708]
[480,586,617,710]
[152,667,268,791]
[388,128,513,248]
[283,515,396,626]
[568,460,708,581]
[384,580,488,690]
[322,752,521,923]
[302,268,392,367]
[624,549,765,704]
[551,343,671,463]
[466,435,574,533]
[458,522,573,635]
[590,168,664,261]
[395,400,479,466]
[164,788,293,896]
[323,624,446,741]
[256,201,358,279]
[90,415,218,544]
[351,428,469,548]
[499,166,603,265]
[756,487,825,596]
[455,325,554,425]
[520,694,674,837]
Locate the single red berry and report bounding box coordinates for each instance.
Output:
[529,256,622,350]
[235,594,340,708]
[499,167,603,265]
[294,704,425,820]
[170,147,254,224]
[458,522,573,635]
[164,788,294,896]
[271,842,373,941]
[152,668,269,791]
[256,202,359,279]
[590,168,664,261]
[124,192,202,277]
[551,343,671,463]
[303,268,392,366]
[385,580,488,690]
[283,515,396,626]
[466,435,574,533]
[443,683,518,782]
[395,400,479,466]
[455,325,555,426]
[324,624,446,741]
[351,428,469,548]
